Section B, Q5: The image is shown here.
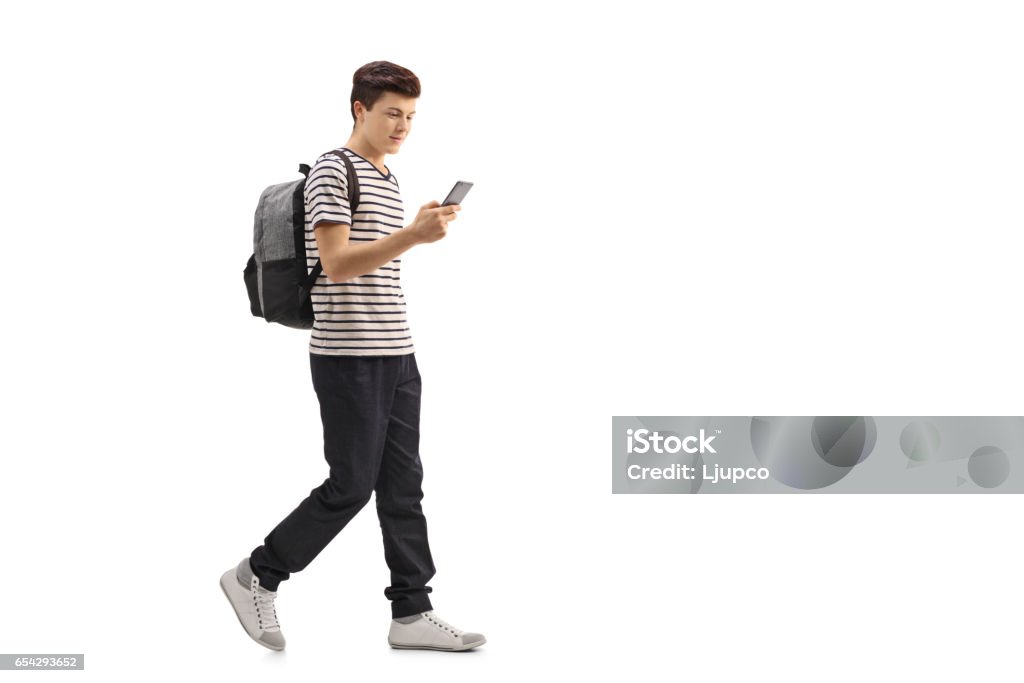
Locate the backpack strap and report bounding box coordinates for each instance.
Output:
[300,149,361,295]
[331,149,361,209]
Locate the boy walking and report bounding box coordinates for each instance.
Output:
[221,60,485,652]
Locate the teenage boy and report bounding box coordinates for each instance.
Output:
[220,60,485,653]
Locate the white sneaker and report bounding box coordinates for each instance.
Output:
[388,611,486,651]
[219,558,286,651]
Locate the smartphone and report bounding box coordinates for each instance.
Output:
[442,181,474,206]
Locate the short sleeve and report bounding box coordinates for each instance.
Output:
[304,154,353,229]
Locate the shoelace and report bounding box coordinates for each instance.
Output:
[251,576,280,632]
[423,611,463,637]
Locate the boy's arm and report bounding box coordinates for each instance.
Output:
[315,221,420,282]
[315,201,460,282]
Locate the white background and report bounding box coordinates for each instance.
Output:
[2,0,1021,680]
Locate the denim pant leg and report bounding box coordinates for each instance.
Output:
[375,353,436,618]
[249,353,396,592]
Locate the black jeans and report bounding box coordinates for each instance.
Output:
[249,352,435,618]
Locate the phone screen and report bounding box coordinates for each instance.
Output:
[442,181,474,206]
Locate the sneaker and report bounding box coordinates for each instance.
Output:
[219,558,286,651]
[388,611,486,651]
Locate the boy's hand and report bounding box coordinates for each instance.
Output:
[409,200,460,244]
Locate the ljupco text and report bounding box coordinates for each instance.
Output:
[626,463,770,484]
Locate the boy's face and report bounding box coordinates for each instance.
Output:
[356,92,417,154]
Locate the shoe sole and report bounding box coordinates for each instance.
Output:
[219,569,285,652]
[388,637,486,652]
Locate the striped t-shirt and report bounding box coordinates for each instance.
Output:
[303,147,414,356]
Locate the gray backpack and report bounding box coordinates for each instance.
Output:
[243,150,360,329]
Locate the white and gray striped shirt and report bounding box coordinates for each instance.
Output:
[303,147,414,356]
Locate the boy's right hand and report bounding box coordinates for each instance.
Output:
[409,200,460,244]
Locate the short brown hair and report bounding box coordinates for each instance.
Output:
[350,61,421,124]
